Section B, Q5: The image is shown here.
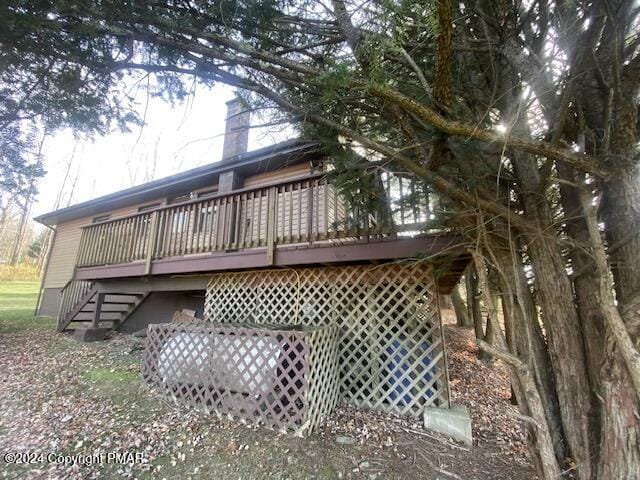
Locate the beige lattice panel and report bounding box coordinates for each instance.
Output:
[141,322,339,435]
[205,264,451,417]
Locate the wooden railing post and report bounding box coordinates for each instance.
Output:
[266,186,277,265]
[92,292,105,328]
[76,230,86,267]
[145,211,159,275]
[307,181,314,244]
[227,194,241,250]
[57,281,71,330]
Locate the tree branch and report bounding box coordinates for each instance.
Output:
[368,84,610,179]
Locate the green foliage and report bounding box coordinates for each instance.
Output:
[0,263,41,282]
[0,124,45,203]
[318,61,354,103]
[25,231,46,261]
[379,0,439,41]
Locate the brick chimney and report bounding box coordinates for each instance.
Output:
[222,98,250,160]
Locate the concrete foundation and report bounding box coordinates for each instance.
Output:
[37,287,62,317]
[73,327,111,342]
[423,404,473,446]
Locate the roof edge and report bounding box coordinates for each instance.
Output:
[35,139,320,226]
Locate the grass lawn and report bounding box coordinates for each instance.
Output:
[0,281,55,333]
[0,281,533,479]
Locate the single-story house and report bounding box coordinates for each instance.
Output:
[34,99,471,436]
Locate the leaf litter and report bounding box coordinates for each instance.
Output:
[0,312,534,479]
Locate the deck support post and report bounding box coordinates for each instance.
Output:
[92,292,105,328]
[266,186,277,265]
[145,211,159,275]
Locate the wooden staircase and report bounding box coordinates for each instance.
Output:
[57,283,149,333]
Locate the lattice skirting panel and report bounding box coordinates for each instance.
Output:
[205,263,451,417]
[141,323,340,435]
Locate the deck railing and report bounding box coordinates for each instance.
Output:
[57,280,94,329]
[76,173,438,270]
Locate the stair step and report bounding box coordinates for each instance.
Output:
[105,293,146,299]
[61,290,148,335]
[86,298,139,304]
[69,320,121,326]
[90,300,139,305]
[81,304,131,313]
[73,312,125,321]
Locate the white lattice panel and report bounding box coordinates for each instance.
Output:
[142,322,339,435]
[205,264,450,416]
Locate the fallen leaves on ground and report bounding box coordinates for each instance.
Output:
[442,317,531,466]
[0,314,534,479]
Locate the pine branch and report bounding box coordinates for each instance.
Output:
[367,84,610,179]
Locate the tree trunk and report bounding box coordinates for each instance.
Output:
[602,96,640,309]
[472,251,506,350]
[37,229,52,272]
[0,201,11,236]
[478,339,562,480]
[466,268,484,341]
[509,108,595,477]
[451,284,471,327]
[602,164,640,319]
[592,84,640,478]
[440,294,453,310]
[9,199,30,266]
[489,241,567,463]
[598,342,640,479]
[525,232,595,479]
[579,188,640,479]
[557,161,606,400]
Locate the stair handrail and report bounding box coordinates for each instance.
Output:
[57,280,94,330]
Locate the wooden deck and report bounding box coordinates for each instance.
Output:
[73,173,469,291]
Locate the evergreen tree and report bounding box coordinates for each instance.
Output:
[2,2,639,478]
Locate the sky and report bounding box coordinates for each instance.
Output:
[32,82,292,223]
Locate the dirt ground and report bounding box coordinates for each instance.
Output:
[0,287,534,479]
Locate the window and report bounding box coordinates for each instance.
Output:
[171,210,189,234]
[167,193,192,205]
[92,214,110,223]
[197,188,219,199]
[166,194,191,234]
[194,204,216,234]
[138,203,161,212]
[136,203,161,238]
